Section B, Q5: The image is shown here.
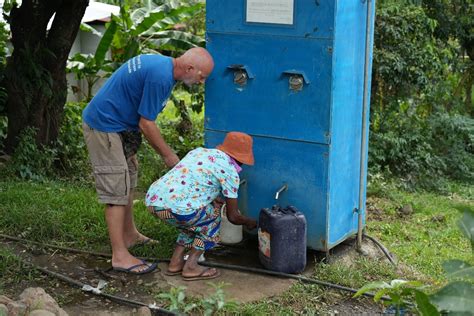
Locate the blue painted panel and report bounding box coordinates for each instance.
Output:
[327,0,375,246]
[205,33,332,144]
[206,0,335,39]
[204,0,376,251]
[205,131,330,250]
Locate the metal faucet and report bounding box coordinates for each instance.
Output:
[275,184,288,200]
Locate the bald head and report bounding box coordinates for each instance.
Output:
[174,47,214,86]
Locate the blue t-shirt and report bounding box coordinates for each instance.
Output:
[82,54,175,132]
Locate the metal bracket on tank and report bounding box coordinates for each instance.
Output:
[282,70,310,92]
[228,64,254,87]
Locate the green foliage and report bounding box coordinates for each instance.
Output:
[156,283,238,315]
[199,282,239,315]
[366,182,474,279]
[430,281,474,315]
[422,0,473,49]
[105,0,204,63]
[354,279,439,315]
[369,112,474,191]
[369,0,474,190]
[372,4,451,106]
[68,0,205,102]
[360,204,474,315]
[0,21,9,115]
[67,53,118,101]
[429,207,474,314]
[9,127,57,181]
[457,206,474,250]
[314,257,399,289]
[4,102,91,181]
[158,110,204,158]
[5,44,55,110]
[443,260,474,281]
[0,116,6,148]
[137,102,204,190]
[156,286,198,313]
[0,248,22,281]
[56,102,91,180]
[0,247,39,292]
[0,179,472,313]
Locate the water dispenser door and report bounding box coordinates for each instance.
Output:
[206,34,333,144]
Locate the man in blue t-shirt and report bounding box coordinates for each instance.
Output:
[82,47,214,274]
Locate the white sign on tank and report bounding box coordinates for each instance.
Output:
[246,0,294,25]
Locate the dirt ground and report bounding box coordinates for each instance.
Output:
[0,237,384,315]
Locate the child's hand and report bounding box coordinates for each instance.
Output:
[245,219,257,230]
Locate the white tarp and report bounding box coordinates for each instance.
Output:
[0,1,120,24]
[82,1,120,23]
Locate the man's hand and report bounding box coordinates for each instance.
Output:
[139,117,179,168]
[163,152,180,168]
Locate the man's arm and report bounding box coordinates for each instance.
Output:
[139,117,179,168]
[225,197,257,230]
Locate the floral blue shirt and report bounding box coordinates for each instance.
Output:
[145,148,240,215]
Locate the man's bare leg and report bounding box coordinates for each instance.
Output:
[122,189,152,248]
[106,204,149,272]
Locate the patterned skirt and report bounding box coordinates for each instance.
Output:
[150,203,221,251]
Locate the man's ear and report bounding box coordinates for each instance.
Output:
[186,65,194,72]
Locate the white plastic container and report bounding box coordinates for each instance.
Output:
[220,204,243,244]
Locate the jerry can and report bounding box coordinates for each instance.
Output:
[258,205,307,274]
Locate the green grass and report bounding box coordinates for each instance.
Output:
[0,176,472,313]
[0,247,40,294]
[0,179,178,257]
[365,182,474,285]
[314,257,399,289]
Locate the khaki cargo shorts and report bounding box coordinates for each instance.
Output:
[83,123,138,205]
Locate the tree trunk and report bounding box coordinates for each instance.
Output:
[3,0,89,154]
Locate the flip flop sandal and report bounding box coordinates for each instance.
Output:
[182,268,220,281]
[128,238,159,249]
[112,261,158,275]
[164,269,183,276]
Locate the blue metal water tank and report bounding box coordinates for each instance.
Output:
[204,0,376,251]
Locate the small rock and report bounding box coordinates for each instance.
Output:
[29,310,56,316]
[0,304,8,316]
[144,281,159,287]
[6,301,27,316]
[18,288,68,316]
[431,214,446,223]
[135,306,152,316]
[0,296,13,305]
[137,279,143,286]
[397,204,413,216]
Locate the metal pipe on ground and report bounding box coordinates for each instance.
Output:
[13,256,178,316]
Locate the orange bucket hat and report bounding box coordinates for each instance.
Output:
[216,132,254,165]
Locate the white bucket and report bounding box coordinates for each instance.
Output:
[220,204,243,244]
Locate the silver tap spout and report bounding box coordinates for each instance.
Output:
[275,184,288,200]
